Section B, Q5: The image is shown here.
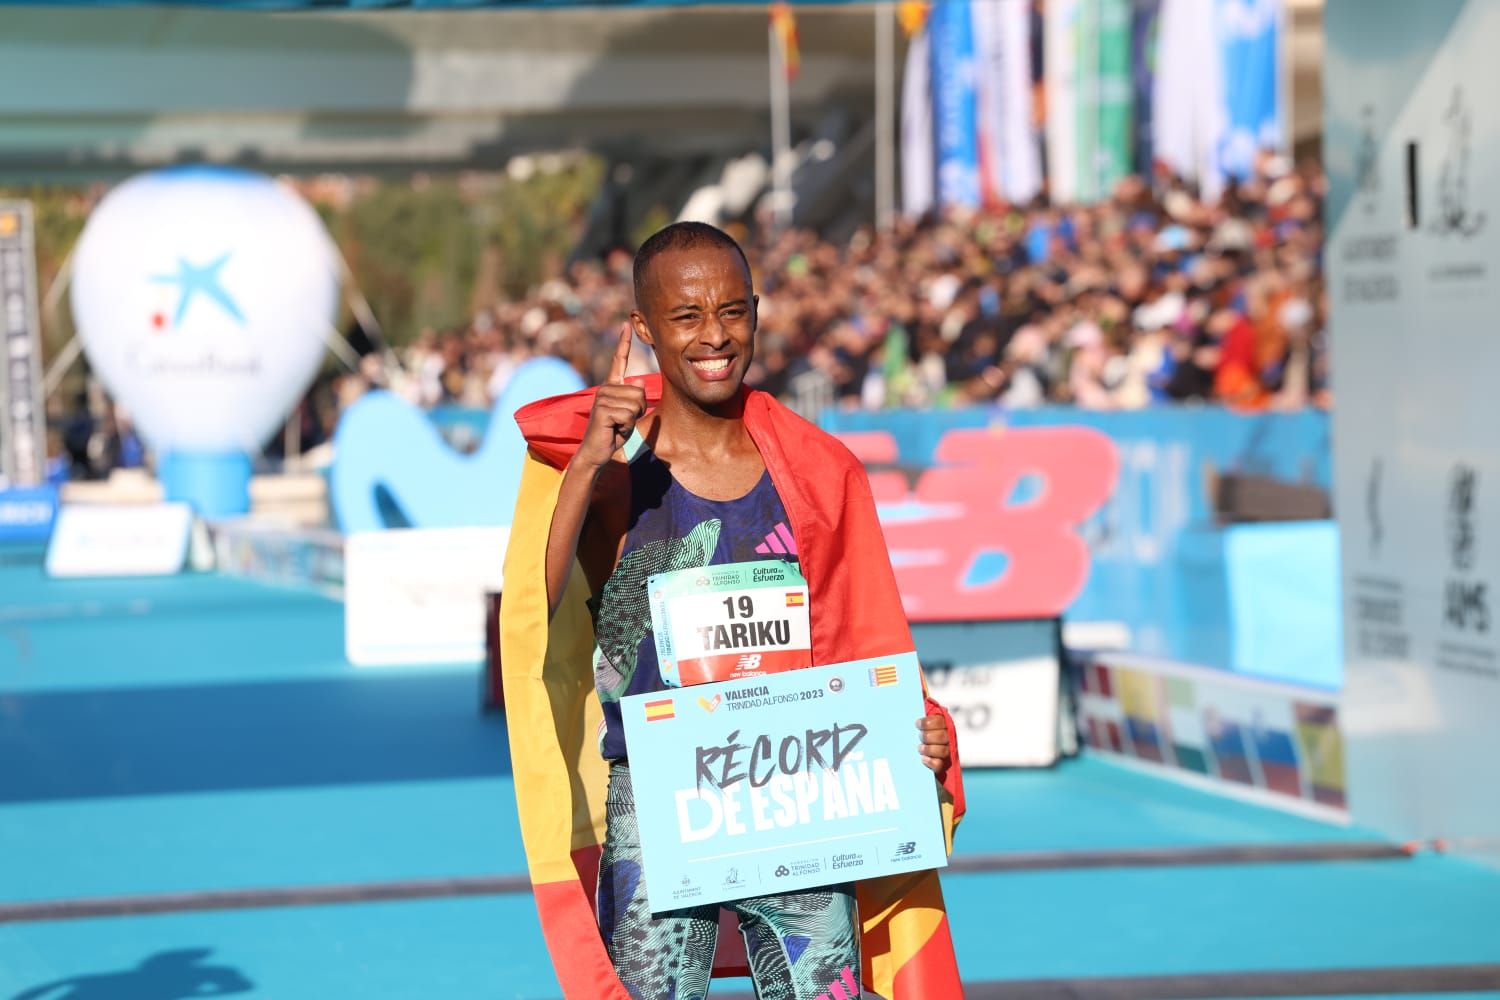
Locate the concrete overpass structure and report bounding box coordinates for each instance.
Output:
[0,5,884,177]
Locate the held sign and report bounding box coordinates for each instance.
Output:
[344,527,508,666]
[621,653,947,913]
[649,561,811,686]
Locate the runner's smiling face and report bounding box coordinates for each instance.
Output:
[632,244,758,412]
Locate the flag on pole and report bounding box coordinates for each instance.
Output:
[770,3,800,83]
[898,0,931,36]
[1045,0,1081,203]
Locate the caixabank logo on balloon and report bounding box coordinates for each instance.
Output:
[71,167,339,457]
[133,251,261,377]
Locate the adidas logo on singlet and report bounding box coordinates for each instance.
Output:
[754,522,799,557]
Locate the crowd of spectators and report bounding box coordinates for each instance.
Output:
[343,154,1329,424]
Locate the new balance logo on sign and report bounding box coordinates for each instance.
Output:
[735,654,763,672]
[815,966,861,1000]
[894,841,916,857]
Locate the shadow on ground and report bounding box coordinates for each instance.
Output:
[9,948,251,1000]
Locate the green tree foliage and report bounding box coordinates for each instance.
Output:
[334,177,477,343]
[332,158,604,344]
[488,157,605,298]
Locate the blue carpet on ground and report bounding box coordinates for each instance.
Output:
[3,552,1499,998]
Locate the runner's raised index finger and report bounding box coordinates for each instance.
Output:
[608,323,632,385]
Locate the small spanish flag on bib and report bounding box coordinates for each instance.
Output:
[785,591,806,608]
[644,698,675,722]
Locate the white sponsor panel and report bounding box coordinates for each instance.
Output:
[211,519,345,597]
[1079,654,1347,822]
[45,503,194,577]
[1328,0,1500,865]
[344,527,509,667]
[914,618,1061,767]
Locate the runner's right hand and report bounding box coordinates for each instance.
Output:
[576,323,647,472]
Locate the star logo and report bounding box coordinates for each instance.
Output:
[150,252,246,329]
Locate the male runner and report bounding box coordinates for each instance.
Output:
[535,222,954,999]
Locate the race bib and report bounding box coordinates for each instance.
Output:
[648,561,812,686]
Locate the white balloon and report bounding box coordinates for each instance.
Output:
[71,167,339,453]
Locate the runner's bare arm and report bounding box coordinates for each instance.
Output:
[545,325,646,617]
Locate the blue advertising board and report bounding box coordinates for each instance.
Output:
[0,485,57,543]
[820,407,1338,686]
[620,653,947,913]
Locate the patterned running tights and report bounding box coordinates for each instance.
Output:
[596,762,864,1000]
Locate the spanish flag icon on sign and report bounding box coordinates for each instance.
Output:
[785,591,806,607]
[644,698,675,722]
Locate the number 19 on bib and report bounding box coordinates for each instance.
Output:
[648,561,813,686]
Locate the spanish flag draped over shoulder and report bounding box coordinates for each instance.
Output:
[501,375,966,999]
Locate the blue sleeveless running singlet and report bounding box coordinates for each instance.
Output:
[588,445,800,760]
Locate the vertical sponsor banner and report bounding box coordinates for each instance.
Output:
[1130,0,1162,176]
[1216,0,1282,179]
[1152,0,1225,200]
[1327,0,1500,867]
[1044,0,1080,203]
[0,202,47,488]
[972,0,1008,206]
[1073,0,1101,202]
[929,0,981,209]
[1093,0,1132,198]
[975,0,1043,207]
[901,27,937,217]
[999,0,1043,203]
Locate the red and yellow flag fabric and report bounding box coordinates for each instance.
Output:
[770,2,801,82]
[501,375,966,999]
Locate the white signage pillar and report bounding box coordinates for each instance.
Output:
[1327,0,1500,866]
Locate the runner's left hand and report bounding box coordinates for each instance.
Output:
[917,714,950,779]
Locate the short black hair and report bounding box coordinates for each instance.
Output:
[632,221,752,310]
